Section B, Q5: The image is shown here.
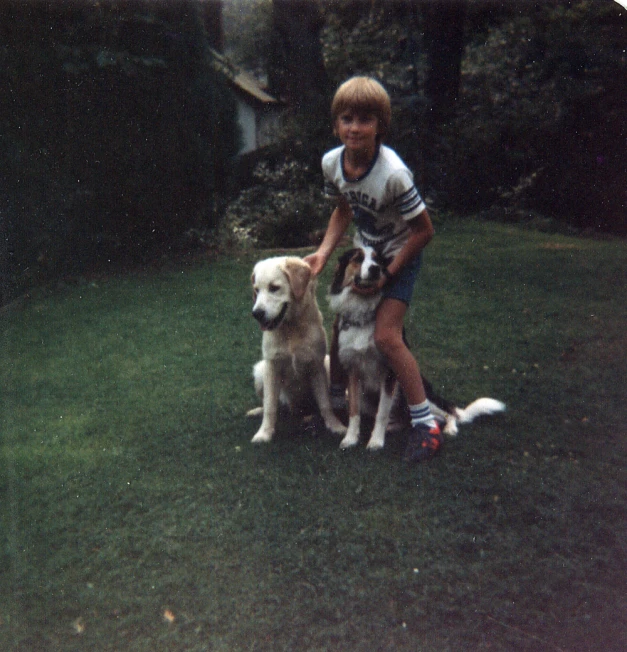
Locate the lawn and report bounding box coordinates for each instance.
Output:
[1,218,626,651]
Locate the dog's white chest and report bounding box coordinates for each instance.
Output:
[338,324,387,388]
[339,325,375,355]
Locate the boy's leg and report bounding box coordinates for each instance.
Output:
[374,298,442,462]
[374,298,425,404]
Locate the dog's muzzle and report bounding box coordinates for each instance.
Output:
[252,303,288,331]
[355,264,382,288]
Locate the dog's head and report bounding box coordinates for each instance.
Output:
[251,256,313,331]
[329,246,389,295]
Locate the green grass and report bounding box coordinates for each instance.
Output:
[1,219,626,651]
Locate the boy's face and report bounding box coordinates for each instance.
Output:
[335,110,379,158]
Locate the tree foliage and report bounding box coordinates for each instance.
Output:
[223,0,272,79]
[450,1,626,233]
[230,0,626,241]
[1,0,625,301]
[268,0,330,113]
[0,0,238,300]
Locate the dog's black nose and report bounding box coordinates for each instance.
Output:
[252,308,265,323]
[368,265,381,281]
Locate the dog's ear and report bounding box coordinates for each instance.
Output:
[282,258,312,301]
[251,272,257,302]
[330,249,357,295]
[339,248,357,266]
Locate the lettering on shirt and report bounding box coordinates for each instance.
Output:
[343,190,378,213]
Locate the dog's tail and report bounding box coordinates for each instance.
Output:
[456,398,506,424]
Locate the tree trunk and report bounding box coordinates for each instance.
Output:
[269,0,329,113]
[422,0,467,126]
[200,0,224,51]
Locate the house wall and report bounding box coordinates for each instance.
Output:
[236,100,257,155]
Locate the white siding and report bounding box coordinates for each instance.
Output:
[236,100,257,155]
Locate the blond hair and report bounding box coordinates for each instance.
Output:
[331,76,392,140]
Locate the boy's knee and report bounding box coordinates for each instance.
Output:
[374,328,402,357]
[374,329,386,351]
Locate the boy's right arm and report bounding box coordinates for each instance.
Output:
[304,197,352,276]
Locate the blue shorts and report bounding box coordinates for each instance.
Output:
[382,252,422,305]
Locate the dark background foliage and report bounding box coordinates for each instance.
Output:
[1,0,625,304]
[319,1,626,233]
[226,0,626,244]
[0,0,238,302]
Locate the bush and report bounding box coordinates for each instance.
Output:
[219,158,330,249]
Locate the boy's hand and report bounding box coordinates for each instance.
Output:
[303,252,325,277]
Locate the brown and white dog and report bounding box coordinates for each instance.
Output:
[327,247,505,450]
[247,256,347,443]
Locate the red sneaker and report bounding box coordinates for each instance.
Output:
[403,423,442,463]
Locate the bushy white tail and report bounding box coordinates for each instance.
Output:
[434,397,506,437]
[457,398,506,424]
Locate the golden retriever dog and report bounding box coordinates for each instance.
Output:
[247,256,347,443]
[328,246,505,450]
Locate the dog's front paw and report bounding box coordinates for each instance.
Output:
[325,415,347,436]
[251,428,274,443]
[340,424,359,449]
[366,427,385,450]
[366,437,384,451]
[340,434,359,449]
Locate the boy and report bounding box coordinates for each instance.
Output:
[304,76,441,463]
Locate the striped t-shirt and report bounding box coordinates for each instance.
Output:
[322,144,426,257]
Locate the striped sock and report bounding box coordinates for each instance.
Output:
[409,400,437,429]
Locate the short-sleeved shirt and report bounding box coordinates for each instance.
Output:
[322,144,426,258]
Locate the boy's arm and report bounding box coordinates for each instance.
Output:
[385,209,434,277]
[304,196,353,276]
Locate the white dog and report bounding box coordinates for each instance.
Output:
[328,246,506,450]
[248,256,347,443]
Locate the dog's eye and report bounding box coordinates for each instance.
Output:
[269,284,281,293]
